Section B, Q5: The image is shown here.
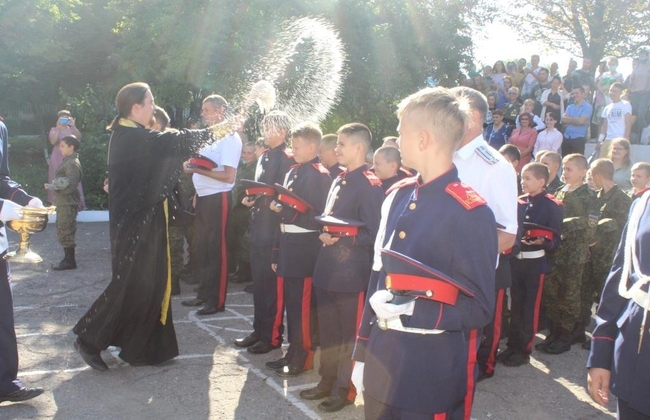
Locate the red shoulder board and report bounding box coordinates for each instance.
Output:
[386,176,418,195]
[445,182,487,210]
[363,170,382,186]
[312,163,330,174]
[545,193,563,206]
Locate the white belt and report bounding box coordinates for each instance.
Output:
[632,289,650,311]
[516,250,545,259]
[279,224,318,234]
[377,317,446,335]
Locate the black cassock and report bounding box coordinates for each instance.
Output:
[73,119,216,365]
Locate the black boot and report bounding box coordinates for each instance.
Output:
[569,322,586,344]
[535,322,557,351]
[543,327,572,355]
[53,247,76,270]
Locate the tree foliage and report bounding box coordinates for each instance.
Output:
[511,0,650,64]
[0,0,481,207]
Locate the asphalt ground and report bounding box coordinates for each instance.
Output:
[2,221,616,419]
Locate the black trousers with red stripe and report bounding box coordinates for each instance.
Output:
[506,258,545,355]
[251,242,284,346]
[315,288,364,400]
[477,257,511,375]
[195,191,230,311]
[364,393,465,420]
[283,276,314,369]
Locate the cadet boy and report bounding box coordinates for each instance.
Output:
[499,144,523,196]
[352,87,498,419]
[580,159,631,350]
[499,162,563,367]
[227,141,257,284]
[372,146,403,192]
[318,134,343,179]
[266,122,332,376]
[299,123,383,413]
[540,151,565,193]
[538,154,600,355]
[44,135,82,270]
[630,162,650,198]
[234,111,295,353]
[587,190,650,419]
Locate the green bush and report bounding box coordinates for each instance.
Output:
[7,135,48,203]
[7,132,109,210]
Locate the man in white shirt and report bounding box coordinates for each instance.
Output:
[181,95,242,315]
[599,82,632,158]
[451,87,519,384]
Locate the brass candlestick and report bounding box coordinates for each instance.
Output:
[4,206,56,263]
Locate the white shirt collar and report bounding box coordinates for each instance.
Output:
[454,134,485,161]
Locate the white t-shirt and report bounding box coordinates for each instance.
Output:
[192,133,242,196]
[453,135,519,236]
[601,100,632,140]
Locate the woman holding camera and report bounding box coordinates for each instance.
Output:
[48,110,85,209]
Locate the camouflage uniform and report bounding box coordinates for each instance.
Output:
[546,176,564,195]
[580,185,631,324]
[48,152,82,248]
[226,159,257,279]
[168,172,195,291]
[543,184,599,346]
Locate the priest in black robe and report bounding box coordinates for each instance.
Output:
[73,82,228,369]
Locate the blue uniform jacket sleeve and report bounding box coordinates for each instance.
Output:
[586,225,628,370]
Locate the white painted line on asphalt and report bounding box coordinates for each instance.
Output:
[188,311,321,420]
[176,354,215,360]
[224,307,254,325]
[20,366,90,377]
[203,325,252,334]
[224,304,254,308]
[16,332,68,338]
[14,304,84,311]
[191,314,253,322]
[286,382,320,392]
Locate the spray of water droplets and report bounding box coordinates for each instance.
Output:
[243,17,346,127]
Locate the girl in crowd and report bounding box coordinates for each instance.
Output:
[509,112,538,173]
[607,138,633,191]
[492,60,507,87]
[533,113,563,157]
[540,76,565,123]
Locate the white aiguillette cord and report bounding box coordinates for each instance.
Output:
[619,190,650,353]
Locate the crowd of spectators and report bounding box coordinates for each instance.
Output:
[465,49,650,170]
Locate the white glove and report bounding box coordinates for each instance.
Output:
[0,201,24,222]
[28,197,44,208]
[351,362,365,393]
[369,289,415,320]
